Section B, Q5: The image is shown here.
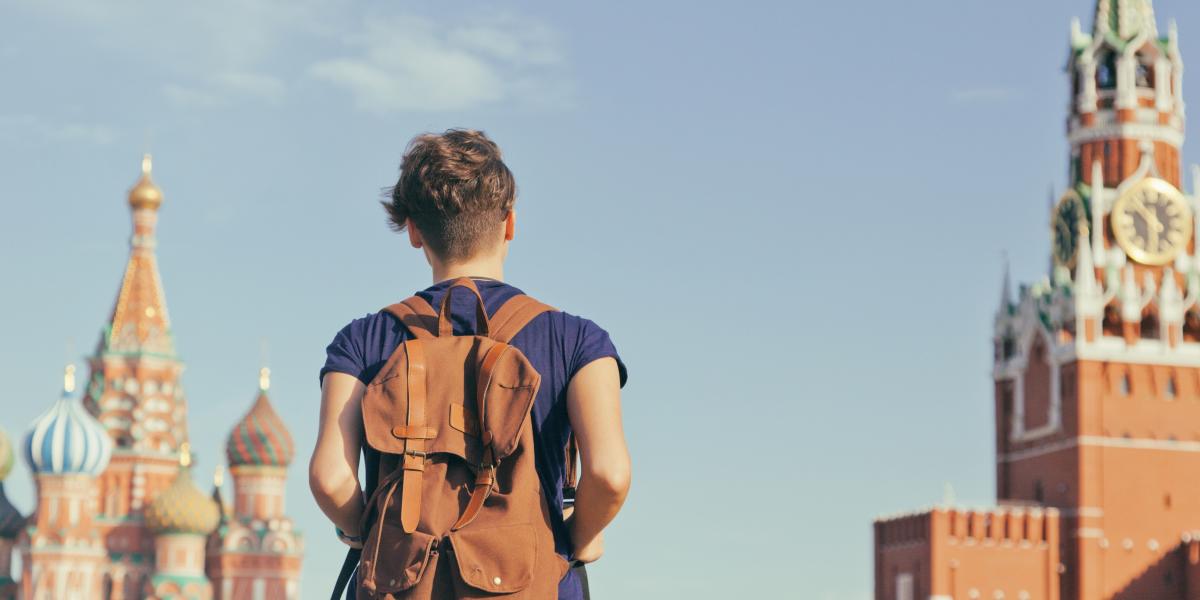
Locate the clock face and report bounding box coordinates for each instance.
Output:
[1052,191,1087,268]
[1111,178,1193,266]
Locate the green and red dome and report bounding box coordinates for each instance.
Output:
[226,369,295,468]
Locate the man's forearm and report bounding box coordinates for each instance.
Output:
[310,470,366,536]
[569,466,631,558]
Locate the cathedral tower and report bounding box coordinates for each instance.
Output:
[206,369,303,600]
[83,155,192,595]
[20,365,114,600]
[144,444,219,600]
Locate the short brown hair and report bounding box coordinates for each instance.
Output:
[384,129,516,261]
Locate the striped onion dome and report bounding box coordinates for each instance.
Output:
[145,444,220,535]
[226,368,295,468]
[24,366,113,477]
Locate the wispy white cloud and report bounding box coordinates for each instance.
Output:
[164,71,287,109]
[11,1,573,114]
[12,0,319,110]
[310,14,573,113]
[0,115,117,145]
[949,86,1023,104]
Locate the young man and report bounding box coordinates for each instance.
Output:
[309,129,631,599]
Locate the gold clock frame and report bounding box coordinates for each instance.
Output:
[1111,177,1193,266]
[1052,189,1086,269]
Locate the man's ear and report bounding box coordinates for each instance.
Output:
[407,219,424,249]
[504,210,516,242]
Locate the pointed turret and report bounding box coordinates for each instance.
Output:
[105,154,174,355]
[74,156,192,585]
[999,256,1013,314]
[1094,0,1156,42]
[1094,0,1158,43]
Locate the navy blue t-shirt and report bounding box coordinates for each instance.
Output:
[321,278,626,600]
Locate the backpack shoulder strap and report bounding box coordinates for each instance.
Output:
[488,295,557,343]
[383,296,438,339]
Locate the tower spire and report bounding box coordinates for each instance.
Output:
[1094,0,1158,41]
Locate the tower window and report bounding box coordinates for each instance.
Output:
[1103,305,1122,337]
[1142,313,1160,340]
[1034,480,1045,503]
[1120,374,1131,396]
[1097,52,1118,90]
[1136,56,1155,89]
[1167,377,1177,399]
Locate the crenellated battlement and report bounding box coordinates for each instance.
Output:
[876,506,1061,550]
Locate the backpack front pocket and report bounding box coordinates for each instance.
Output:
[359,526,438,595]
[447,522,537,595]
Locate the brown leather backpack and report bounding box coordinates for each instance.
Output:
[340,278,571,599]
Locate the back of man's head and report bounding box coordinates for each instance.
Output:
[384,129,516,262]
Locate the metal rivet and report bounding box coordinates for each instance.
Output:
[493,576,502,585]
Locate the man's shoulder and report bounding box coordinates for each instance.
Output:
[332,307,405,343]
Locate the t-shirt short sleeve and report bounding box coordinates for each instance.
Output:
[320,318,367,384]
[567,315,628,388]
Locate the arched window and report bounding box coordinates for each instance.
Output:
[1183,311,1200,342]
[1120,373,1132,396]
[1097,51,1118,89]
[1135,54,1155,89]
[1103,305,1123,337]
[1142,312,1160,340]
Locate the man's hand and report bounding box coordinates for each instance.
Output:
[571,525,605,564]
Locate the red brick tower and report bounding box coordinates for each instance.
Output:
[875,1,1200,599]
[82,155,193,597]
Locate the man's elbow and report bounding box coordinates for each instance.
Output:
[585,456,632,499]
[308,460,356,505]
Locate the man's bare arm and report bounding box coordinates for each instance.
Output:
[309,372,367,536]
[566,357,631,563]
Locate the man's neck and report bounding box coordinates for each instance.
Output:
[431,256,505,284]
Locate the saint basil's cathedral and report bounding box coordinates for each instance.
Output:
[0,157,304,598]
[874,0,1200,599]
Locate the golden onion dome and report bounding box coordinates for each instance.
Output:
[128,154,163,211]
[144,444,219,536]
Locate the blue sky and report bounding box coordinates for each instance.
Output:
[3,0,1200,598]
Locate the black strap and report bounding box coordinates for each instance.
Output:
[331,547,361,600]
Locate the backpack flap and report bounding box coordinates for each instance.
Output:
[363,343,477,455]
[475,344,541,462]
[447,522,537,594]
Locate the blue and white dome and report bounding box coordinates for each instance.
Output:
[24,365,113,477]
